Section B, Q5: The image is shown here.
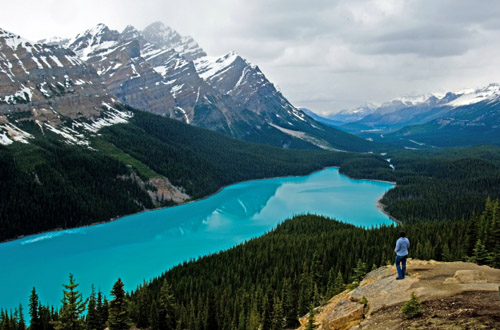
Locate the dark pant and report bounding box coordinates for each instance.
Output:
[395,254,408,279]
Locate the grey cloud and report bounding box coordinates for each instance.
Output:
[353,25,477,57]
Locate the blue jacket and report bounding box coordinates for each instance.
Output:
[395,237,410,256]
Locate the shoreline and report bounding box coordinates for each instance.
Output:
[376,194,401,225]
[2,166,399,244]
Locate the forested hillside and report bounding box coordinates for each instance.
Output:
[340,145,500,222]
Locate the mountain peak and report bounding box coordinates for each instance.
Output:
[122,25,138,34]
[87,23,110,36]
[142,21,206,60]
[0,28,33,50]
[448,82,500,107]
[145,21,168,30]
[143,21,178,42]
[121,25,141,41]
[67,24,120,60]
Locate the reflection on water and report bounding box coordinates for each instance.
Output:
[0,168,393,312]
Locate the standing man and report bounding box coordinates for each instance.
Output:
[395,231,410,280]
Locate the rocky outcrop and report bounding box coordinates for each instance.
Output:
[298,259,500,330]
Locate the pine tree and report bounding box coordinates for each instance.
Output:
[401,292,423,319]
[149,301,159,330]
[281,279,298,328]
[488,200,500,268]
[107,279,129,330]
[39,304,55,330]
[297,263,312,317]
[203,292,217,330]
[326,268,336,299]
[304,304,317,330]
[334,270,345,296]
[422,240,433,260]
[261,294,272,330]
[135,286,150,329]
[471,239,490,265]
[96,292,107,330]
[352,259,367,284]
[482,198,494,241]
[310,252,322,286]
[185,300,197,330]
[441,243,452,262]
[158,280,176,330]
[465,212,479,256]
[246,302,260,330]
[29,287,42,330]
[18,305,26,330]
[270,296,284,330]
[52,274,87,330]
[86,285,99,330]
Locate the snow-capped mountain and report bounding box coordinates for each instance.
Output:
[193,51,314,128]
[326,104,378,123]
[0,28,130,146]
[447,83,500,107]
[339,92,461,132]
[63,23,260,138]
[300,108,344,127]
[59,22,376,151]
[345,83,500,148]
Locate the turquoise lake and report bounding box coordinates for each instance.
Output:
[0,168,394,311]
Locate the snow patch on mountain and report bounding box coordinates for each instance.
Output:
[66,24,120,61]
[448,83,500,107]
[269,123,337,150]
[0,122,33,145]
[194,51,240,81]
[0,28,33,51]
[44,102,132,146]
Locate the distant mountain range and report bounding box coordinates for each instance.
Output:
[305,84,500,148]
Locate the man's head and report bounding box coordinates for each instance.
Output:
[400,231,406,238]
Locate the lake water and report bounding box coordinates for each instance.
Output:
[0,168,393,312]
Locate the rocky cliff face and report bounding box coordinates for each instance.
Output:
[298,259,500,330]
[0,28,130,146]
[64,23,264,137]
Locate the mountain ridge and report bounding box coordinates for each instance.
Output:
[55,21,379,152]
[306,83,500,148]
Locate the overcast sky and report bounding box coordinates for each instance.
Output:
[3,0,500,115]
